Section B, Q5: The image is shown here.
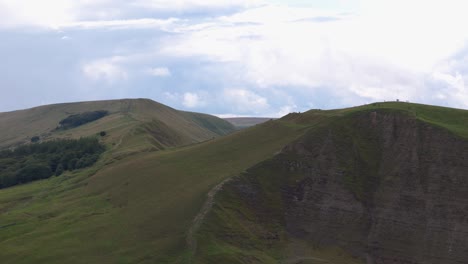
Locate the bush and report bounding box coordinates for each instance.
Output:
[57,110,108,130]
[31,136,40,143]
[55,164,64,176]
[16,164,52,183]
[0,137,105,189]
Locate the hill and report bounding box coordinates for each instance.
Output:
[0,99,235,154]
[195,102,468,264]
[0,112,306,263]
[0,101,467,264]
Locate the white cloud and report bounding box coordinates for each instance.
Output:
[82,57,127,83]
[147,67,171,77]
[432,71,468,108]
[4,1,468,114]
[130,0,263,11]
[160,2,468,107]
[63,18,178,30]
[214,113,252,118]
[0,0,76,28]
[223,88,269,113]
[275,104,297,117]
[0,0,260,28]
[182,92,203,108]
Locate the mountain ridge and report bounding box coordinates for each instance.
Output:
[0,98,236,153]
[194,105,468,264]
[0,100,467,263]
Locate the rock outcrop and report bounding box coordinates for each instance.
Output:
[199,110,468,264]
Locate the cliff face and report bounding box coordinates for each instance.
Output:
[198,110,468,264]
[283,111,468,263]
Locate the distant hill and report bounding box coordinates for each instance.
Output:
[0,99,235,154]
[223,117,273,129]
[1,101,468,264]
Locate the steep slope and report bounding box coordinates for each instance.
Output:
[0,98,235,152]
[1,101,467,264]
[0,115,310,263]
[195,103,468,264]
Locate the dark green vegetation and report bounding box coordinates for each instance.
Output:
[0,138,104,189]
[57,110,108,130]
[0,100,467,264]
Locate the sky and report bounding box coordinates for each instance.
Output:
[1,0,468,117]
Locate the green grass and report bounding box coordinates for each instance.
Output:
[0,118,309,263]
[0,98,235,150]
[323,101,468,138]
[194,101,468,263]
[1,100,468,263]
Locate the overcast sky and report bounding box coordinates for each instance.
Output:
[1,0,468,117]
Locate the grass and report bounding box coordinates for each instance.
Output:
[0,118,309,263]
[328,101,468,138]
[0,98,236,150]
[1,100,468,263]
[194,101,468,263]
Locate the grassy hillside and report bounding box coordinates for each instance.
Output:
[0,98,235,153]
[0,116,310,263]
[1,101,467,263]
[194,101,468,263]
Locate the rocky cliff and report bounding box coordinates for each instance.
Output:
[196,109,468,264]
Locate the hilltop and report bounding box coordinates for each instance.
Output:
[0,98,235,154]
[195,102,468,264]
[0,101,467,264]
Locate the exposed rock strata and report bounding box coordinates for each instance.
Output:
[207,111,468,264]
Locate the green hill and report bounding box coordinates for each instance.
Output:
[194,102,468,264]
[0,99,235,154]
[0,101,467,263]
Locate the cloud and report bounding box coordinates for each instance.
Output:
[431,71,468,108]
[294,16,342,23]
[3,1,468,115]
[158,1,468,109]
[130,0,263,12]
[214,113,252,118]
[275,104,298,117]
[223,88,269,114]
[0,0,76,28]
[182,92,203,108]
[82,57,127,83]
[63,18,178,30]
[0,0,261,29]
[147,67,171,77]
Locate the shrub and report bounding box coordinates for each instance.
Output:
[57,110,108,130]
[0,137,105,189]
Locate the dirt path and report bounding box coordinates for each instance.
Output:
[186,177,232,261]
[185,177,332,264]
